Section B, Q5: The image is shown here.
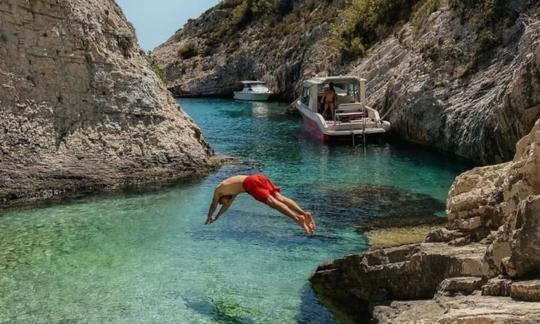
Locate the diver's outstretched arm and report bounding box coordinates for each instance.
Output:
[210,195,236,224]
[206,189,219,224]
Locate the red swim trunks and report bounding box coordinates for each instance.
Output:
[243,173,281,203]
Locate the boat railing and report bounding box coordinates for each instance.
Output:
[365,106,382,123]
[333,104,383,128]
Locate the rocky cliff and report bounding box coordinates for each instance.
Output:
[0,0,215,207]
[311,119,540,322]
[154,0,345,100]
[154,0,540,164]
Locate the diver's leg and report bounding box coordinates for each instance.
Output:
[274,192,305,215]
[274,192,315,232]
[266,196,312,234]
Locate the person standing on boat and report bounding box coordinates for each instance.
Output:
[205,174,316,235]
[321,82,337,120]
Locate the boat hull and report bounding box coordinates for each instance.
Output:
[301,113,331,142]
[296,101,390,143]
[233,92,272,101]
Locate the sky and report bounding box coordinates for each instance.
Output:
[116,0,220,51]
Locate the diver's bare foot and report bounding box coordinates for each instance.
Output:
[304,212,316,234]
[295,215,312,235]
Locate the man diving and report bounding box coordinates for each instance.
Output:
[205,173,316,235]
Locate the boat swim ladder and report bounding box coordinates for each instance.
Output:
[352,79,368,150]
[361,79,367,152]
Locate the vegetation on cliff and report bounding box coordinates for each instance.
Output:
[334,0,422,59]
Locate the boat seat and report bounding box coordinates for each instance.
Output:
[337,103,364,111]
[335,111,366,118]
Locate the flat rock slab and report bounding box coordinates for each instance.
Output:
[374,294,540,323]
[365,225,442,249]
[511,280,540,302]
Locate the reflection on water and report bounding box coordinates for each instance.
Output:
[0,99,470,323]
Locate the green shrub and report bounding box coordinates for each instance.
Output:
[450,0,511,27]
[337,0,421,60]
[231,0,254,28]
[450,0,515,76]
[277,0,294,20]
[178,42,198,59]
[346,37,366,58]
[143,51,167,82]
[230,0,280,28]
[219,0,243,9]
[411,0,440,30]
[116,27,134,58]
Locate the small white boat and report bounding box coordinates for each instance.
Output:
[296,76,391,143]
[234,81,273,101]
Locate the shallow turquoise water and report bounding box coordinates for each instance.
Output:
[0,99,470,323]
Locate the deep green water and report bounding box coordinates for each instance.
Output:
[0,99,470,323]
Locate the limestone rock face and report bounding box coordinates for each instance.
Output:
[155,0,540,164]
[311,115,540,322]
[444,119,540,277]
[350,0,540,164]
[0,0,214,207]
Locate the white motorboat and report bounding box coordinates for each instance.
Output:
[295,76,391,142]
[234,81,273,101]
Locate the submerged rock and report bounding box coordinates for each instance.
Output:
[366,224,443,249]
[298,184,446,229]
[0,0,215,207]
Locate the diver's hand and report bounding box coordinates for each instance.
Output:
[205,216,216,225]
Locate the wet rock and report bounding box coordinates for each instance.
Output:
[0,0,215,207]
[365,225,442,249]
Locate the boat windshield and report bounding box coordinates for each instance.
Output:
[251,84,268,92]
[319,82,360,102]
